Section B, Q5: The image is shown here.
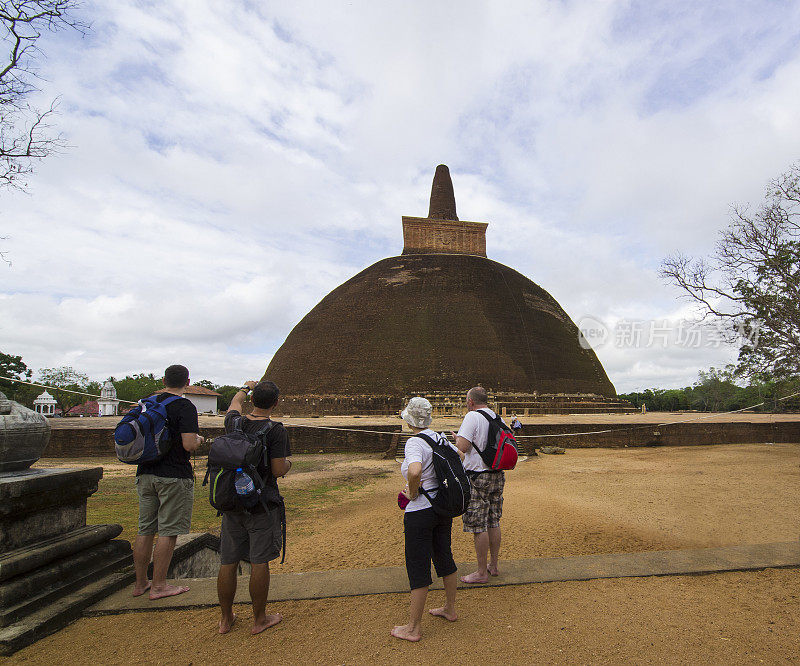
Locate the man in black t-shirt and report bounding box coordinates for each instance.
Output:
[217,379,291,636]
[132,364,204,600]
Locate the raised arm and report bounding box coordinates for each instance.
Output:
[228,380,257,414]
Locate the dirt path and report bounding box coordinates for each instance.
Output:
[282,443,799,573]
[7,443,799,663]
[9,569,799,664]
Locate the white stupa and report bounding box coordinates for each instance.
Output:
[97,380,120,417]
[33,390,57,416]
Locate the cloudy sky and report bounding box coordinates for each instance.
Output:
[2,0,799,393]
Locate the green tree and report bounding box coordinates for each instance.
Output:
[216,385,240,411]
[691,366,739,412]
[112,373,163,403]
[38,365,89,415]
[194,379,218,390]
[661,163,800,380]
[0,350,33,403]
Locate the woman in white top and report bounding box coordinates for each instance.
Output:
[392,397,460,642]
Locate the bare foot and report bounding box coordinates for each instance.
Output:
[460,571,489,584]
[149,584,189,600]
[488,565,500,577]
[429,607,458,622]
[219,613,236,635]
[132,582,151,597]
[252,613,282,635]
[391,624,421,642]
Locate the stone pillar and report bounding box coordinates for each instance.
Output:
[0,394,131,655]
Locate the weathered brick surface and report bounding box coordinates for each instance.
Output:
[265,254,616,398]
[401,217,487,256]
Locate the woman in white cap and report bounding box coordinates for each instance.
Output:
[392,396,460,642]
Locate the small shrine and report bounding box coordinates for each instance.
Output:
[33,390,57,416]
[97,380,120,416]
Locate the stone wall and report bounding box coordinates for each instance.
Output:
[401,217,487,256]
[41,420,800,459]
[515,420,800,453]
[42,424,402,458]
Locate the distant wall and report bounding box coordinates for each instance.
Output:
[42,424,402,458]
[516,420,800,452]
[41,420,800,459]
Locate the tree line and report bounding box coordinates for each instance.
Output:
[0,351,243,415]
[618,366,800,413]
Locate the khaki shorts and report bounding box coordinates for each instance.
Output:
[462,471,504,533]
[219,508,282,565]
[136,474,194,537]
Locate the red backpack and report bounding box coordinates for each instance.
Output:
[474,410,518,470]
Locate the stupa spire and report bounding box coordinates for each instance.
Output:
[428,164,458,220]
[402,165,487,256]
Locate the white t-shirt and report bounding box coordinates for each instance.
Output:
[401,430,458,512]
[457,408,497,472]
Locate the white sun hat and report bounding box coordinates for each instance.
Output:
[401,396,433,429]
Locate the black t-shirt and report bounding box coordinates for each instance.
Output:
[224,410,291,505]
[136,393,199,479]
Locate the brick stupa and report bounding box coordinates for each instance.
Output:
[264,165,625,416]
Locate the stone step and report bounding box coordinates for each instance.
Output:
[0,569,133,656]
[0,540,132,623]
[0,524,123,582]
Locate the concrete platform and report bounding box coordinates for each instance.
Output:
[87,541,800,615]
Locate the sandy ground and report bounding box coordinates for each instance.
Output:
[7,443,800,664]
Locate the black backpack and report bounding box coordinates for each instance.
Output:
[203,418,287,562]
[416,432,472,518]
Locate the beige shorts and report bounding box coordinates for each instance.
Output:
[136,474,194,536]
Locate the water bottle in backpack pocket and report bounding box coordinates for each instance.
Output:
[234,467,260,509]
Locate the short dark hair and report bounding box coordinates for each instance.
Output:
[252,380,279,409]
[467,386,488,405]
[164,364,189,388]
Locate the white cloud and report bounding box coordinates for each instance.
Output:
[1,0,799,393]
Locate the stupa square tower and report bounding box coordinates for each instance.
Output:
[265,165,629,415]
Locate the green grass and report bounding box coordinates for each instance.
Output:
[86,458,389,543]
[87,475,222,543]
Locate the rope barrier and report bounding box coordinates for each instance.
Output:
[3,375,798,442]
[0,375,140,404]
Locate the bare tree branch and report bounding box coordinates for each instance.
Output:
[0,0,86,191]
[660,162,800,380]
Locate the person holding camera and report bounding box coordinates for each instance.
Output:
[217,380,292,636]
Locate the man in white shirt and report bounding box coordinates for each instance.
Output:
[452,386,505,584]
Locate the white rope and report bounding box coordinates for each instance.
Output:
[0,375,139,404]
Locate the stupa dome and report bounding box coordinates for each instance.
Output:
[264,165,616,401]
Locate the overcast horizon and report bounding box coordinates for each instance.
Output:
[2,1,800,394]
